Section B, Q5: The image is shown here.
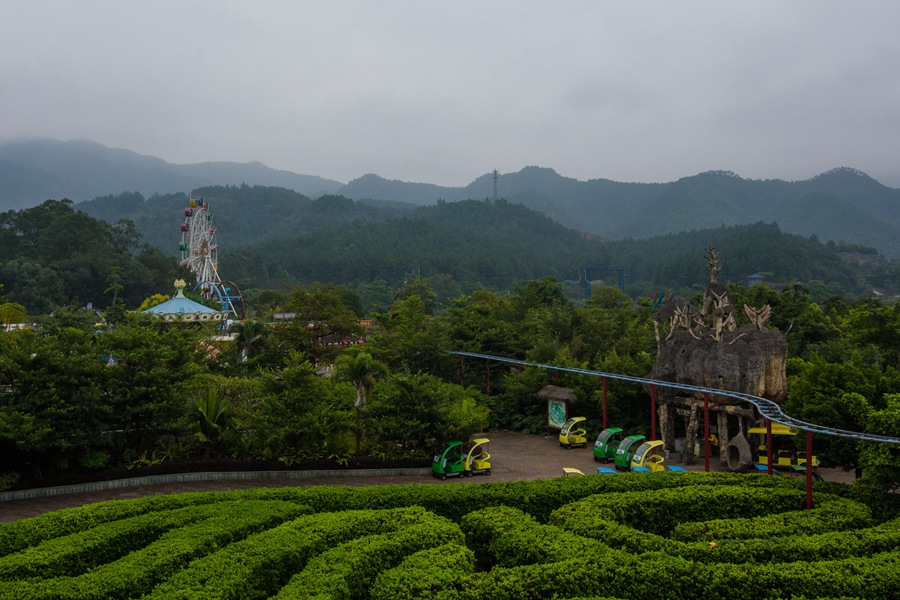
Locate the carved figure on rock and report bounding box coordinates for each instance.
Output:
[705,246,724,283]
[744,304,772,331]
[702,286,736,341]
[653,297,701,348]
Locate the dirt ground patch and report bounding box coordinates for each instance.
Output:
[0,430,857,524]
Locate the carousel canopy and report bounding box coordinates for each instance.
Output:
[143,280,226,323]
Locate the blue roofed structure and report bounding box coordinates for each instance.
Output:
[143,280,226,323]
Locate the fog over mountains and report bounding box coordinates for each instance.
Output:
[2,138,900,258]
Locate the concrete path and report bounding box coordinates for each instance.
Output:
[0,430,855,523]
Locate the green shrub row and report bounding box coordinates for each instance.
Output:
[0,472,821,554]
[238,471,801,523]
[445,550,900,600]
[370,543,476,600]
[670,494,873,541]
[444,509,900,600]
[272,509,463,599]
[550,496,897,564]
[0,502,243,581]
[549,485,807,536]
[461,506,606,568]
[445,495,900,599]
[696,550,900,599]
[0,500,307,600]
[144,506,455,600]
[0,473,881,599]
[0,491,230,557]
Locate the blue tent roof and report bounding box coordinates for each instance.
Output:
[143,281,225,323]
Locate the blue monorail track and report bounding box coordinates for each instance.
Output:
[450,351,900,445]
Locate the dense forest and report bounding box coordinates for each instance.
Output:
[1,273,899,494]
[74,186,899,313]
[1,193,898,495]
[0,200,182,314]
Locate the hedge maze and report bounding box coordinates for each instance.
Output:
[1,472,898,599]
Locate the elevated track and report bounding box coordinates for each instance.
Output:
[451,351,900,445]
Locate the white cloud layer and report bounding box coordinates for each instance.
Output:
[3,1,899,186]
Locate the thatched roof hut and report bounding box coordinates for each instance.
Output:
[536,385,578,404]
[538,385,578,431]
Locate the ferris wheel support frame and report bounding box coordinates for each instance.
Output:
[193,280,246,321]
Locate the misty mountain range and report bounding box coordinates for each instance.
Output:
[2,138,899,259]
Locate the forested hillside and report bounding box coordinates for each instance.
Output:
[223,202,895,306]
[78,186,411,257]
[343,167,900,259]
[0,200,181,313]
[2,191,896,316]
[74,186,900,307]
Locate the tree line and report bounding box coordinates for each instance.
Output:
[1,274,898,493]
[72,187,899,310]
[1,196,898,492]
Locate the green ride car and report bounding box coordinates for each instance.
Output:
[593,427,624,462]
[614,434,646,470]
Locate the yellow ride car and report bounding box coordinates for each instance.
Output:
[630,440,667,472]
[558,416,588,448]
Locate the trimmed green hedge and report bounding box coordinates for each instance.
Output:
[370,543,475,600]
[551,499,895,565]
[0,472,895,598]
[670,494,873,541]
[550,485,808,536]
[146,506,457,600]
[115,471,795,524]
[0,502,247,581]
[0,491,229,557]
[440,551,900,600]
[273,508,463,599]
[461,506,605,568]
[0,500,307,600]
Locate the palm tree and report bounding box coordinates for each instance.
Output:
[334,349,387,452]
[233,319,269,362]
[190,390,238,456]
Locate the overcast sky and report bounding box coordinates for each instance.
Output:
[2,1,899,187]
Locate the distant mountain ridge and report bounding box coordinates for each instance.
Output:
[0,138,344,209]
[3,138,900,258]
[341,166,900,259]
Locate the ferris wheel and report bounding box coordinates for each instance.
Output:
[179,197,220,287]
[177,196,245,320]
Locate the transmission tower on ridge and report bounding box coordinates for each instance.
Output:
[493,169,498,200]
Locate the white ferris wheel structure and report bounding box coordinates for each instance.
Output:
[180,197,220,284]
[179,197,244,319]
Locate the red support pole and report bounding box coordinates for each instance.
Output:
[766,419,773,475]
[650,384,657,440]
[806,431,814,510]
[517,365,523,410]
[602,377,608,430]
[704,393,710,472]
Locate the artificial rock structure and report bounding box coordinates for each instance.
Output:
[649,248,788,467]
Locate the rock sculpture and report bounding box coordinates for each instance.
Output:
[650,247,787,467]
